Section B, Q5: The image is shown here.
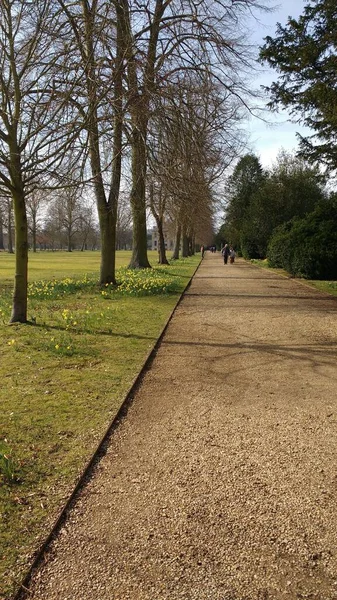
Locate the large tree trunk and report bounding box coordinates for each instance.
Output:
[98,202,117,284]
[83,0,119,286]
[128,121,151,269]
[182,224,189,257]
[172,222,181,260]
[105,7,124,279]
[10,189,28,323]
[116,0,164,270]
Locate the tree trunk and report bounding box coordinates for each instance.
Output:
[182,227,189,257]
[67,228,72,252]
[115,0,158,270]
[10,188,28,323]
[99,203,116,284]
[172,222,181,260]
[8,202,14,254]
[105,7,124,281]
[190,233,196,255]
[83,0,118,286]
[155,215,169,265]
[128,122,151,269]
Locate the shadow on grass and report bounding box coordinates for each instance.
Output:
[30,321,159,342]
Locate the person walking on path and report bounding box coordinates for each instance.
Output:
[229,246,236,263]
[222,243,230,264]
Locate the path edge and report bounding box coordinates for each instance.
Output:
[248,259,337,299]
[12,258,202,600]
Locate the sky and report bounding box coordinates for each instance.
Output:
[244,0,309,169]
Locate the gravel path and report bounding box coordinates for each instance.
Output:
[26,255,337,600]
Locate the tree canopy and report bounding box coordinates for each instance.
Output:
[0,0,273,322]
[219,151,326,259]
[260,0,337,170]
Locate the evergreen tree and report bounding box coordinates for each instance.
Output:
[260,0,337,170]
[223,154,265,250]
[241,152,325,258]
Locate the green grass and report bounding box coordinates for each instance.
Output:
[0,250,200,599]
[0,250,138,285]
[250,258,337,295]
[306,280,337,296]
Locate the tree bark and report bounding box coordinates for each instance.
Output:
[128,108,151,269]
[155,215,169,265]
[116,0,166,270]
[10,187,28,323]
[182,227,189,257]
[98,201,117,284]
[172,222,181,260]
[82,0,119,285]
[8,202,14,254]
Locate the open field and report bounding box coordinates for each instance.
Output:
[0,250,200,599]
[0,250,139,285]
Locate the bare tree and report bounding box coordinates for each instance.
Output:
[148,72,245,258]
[0,1,83,322]
[77,199,98,251]
[44,185,84,251]
[113,0,266,268]
[56,0,125,284]
[148,180,169,264]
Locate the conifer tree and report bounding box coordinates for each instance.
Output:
[260,0,337,169]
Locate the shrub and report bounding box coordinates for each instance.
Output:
[267,221,293,269]
[267,201,337,279]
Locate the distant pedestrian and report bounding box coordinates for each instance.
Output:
[229,246,236,264]
[200,245,205,258]
[222,244,230,264]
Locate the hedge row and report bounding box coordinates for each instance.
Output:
[267,202,337,279]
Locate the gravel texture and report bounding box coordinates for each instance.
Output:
[25,255,337,600]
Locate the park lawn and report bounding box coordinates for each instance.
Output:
[0,249,137,286]
[0,251,199,599]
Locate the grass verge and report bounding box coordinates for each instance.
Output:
[0,251,199,599]
[249,258,337,296]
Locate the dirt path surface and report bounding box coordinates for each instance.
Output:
[26,255,337,600]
